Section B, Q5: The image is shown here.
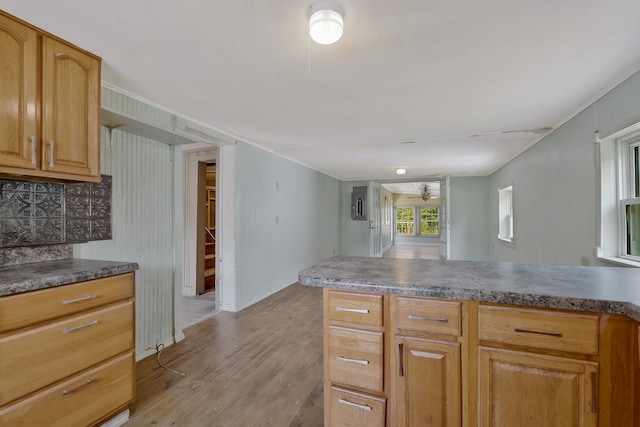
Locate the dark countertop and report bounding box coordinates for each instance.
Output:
[298,256,640,322]
[0,258,139,296]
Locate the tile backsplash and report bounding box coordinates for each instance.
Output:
[0,176,112,247]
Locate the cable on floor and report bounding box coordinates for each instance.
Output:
[155,343,186,377]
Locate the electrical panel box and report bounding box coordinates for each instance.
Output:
[351,186,367,221]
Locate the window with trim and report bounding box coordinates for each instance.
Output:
[498,185,514,243]
[621,138,640,259]
[420,207,439,235]
[395,206,439,236]
[598,125,640,265]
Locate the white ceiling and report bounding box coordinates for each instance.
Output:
[5,1,640,180]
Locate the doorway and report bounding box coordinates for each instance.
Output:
[178,147,220,329]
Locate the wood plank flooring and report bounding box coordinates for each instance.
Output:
[126,283,324,427]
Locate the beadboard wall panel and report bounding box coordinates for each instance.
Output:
[74,126,174,359]
[101,86,174,130]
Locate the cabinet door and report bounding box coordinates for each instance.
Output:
[0,14,38,170]
[41,37,100,178]
[478,347,598,427]
[395,336,461,427]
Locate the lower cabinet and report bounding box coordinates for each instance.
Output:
[324,289,387,427]
[478,347,598,427]
[0,352,134,427]
[329,386,386,427]
[394,336,461,427]
[0,273,135,426]
[324,289,639,427]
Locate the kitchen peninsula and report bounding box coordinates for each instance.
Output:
[299,256,640,427]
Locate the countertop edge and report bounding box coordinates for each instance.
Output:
[298,273,640,323]
[0,261,139,296]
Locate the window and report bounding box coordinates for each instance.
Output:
[396,207,415,235]
[420,207,439,235]
[621,139,640,259]
[498,185,514,244]
[598,124,640,266]
[395,206,439,236]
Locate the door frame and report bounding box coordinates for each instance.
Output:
[173,143,237,339]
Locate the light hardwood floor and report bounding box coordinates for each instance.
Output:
[383,244,440,259]
[182,291,217,328]
[126,283,324,427]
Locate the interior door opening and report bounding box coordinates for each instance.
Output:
[182,160,219,328]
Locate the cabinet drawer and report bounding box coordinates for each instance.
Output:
[0,352,134,427]
[329,386,386,427]
[0,301,134,406]
[478,305,599,355]
[0,273,134,333]
[396,297,461,336]
[328,290,383,327]
[328,326,384,392]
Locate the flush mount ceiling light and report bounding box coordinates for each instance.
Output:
[396,168,407,175]
[309,2,344,45]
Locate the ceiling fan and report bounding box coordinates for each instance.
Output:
[408,183,431,201]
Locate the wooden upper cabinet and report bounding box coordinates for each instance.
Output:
[41,37,100,179]
[0,13,38,171]
[0,10,100,182]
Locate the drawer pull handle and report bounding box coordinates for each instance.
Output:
[514,327,563,338]
[62,378,96,396]
[589,372,598,413]
[49,140,55,167]
[409,314,448,323]
[336,356,369,365]
[62,320,98,334]
[30,136,36,164]
[338,398,372,412]
[336,307,369,314]
[62,294,97,305]
[398,343,404,377]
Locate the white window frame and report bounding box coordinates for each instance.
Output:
[394,205,440,237]
[497,185,514,246]
[597,123,640,266]
[395,206,416,236]
[419,206,440,237]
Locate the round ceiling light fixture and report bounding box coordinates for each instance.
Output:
[396,168,407,175]
[309,2,344,45]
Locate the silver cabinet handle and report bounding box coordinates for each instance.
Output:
[62,320,98,334]
[31,136,36,164]
[514,327,563,338]
[49,140,54,167]
[409,314,448,323]
[338,398,372,411]
[336,307,369,314]
[336,356,369,365]
[62,378,96,396]
[62,294,97,305]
